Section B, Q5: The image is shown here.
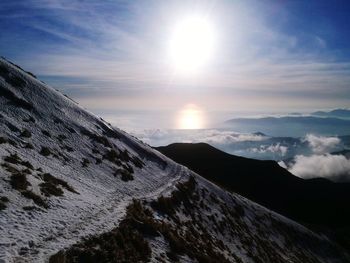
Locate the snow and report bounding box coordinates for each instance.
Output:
[145,174,348,262]
[0,58,188,262]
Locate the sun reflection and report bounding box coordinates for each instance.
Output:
[177,104,205,129]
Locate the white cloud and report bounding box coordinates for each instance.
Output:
[288,154,350,181]
[199,130,268,144]
[250,143,288,157]
[304,134,340,154]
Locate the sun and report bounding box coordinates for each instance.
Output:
[169,15,215,72]
[177,104,205,129]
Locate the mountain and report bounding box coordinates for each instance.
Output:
[224,116,350,137]
[1,57,349,262]
[312,109,350,119]
[156,143,350,229]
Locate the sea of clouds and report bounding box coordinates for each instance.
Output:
[133,129,267,146]
[133,129,350,181]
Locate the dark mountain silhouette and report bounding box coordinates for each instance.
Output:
[156,142,350,228]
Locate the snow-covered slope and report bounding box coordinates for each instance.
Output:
[0,57,348,263]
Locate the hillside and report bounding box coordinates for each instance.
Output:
[156,143,350,229]
[0,57,349,262]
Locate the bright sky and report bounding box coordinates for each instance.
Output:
[1,0,350,129]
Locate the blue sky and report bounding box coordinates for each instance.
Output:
[1,0,350,129]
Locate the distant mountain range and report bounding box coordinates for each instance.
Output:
[156,143,350,231]
[312,109,350,119]
[224,116,350,137]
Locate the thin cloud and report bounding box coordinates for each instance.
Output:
[1,0,350,113]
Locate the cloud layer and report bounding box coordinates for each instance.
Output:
[134,128,296,160]
[138,128,350,181]
[134,129,268,147]
[136,128,350,162]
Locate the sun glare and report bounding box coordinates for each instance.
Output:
[169,15,215,73]
[177,104,204,129]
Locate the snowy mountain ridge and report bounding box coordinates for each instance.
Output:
[0,57,349,262]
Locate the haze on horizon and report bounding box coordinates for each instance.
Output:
[1,0,350,130]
